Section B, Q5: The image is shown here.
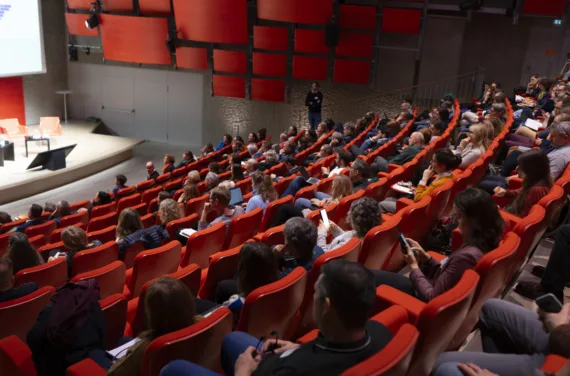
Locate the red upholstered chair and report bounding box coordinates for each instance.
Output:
[123,241,181,299]
[359,214,402,270]
[117,194,142,214]
[115,185,136,201]
[274,175,297,196]
[294,184,317,201]
[0,219,26,234]
[28,235,46,252]
[317,176,335,196]
[0,335,36,376]
[224,208,263,250]
[171,167,187,179]
[180,222,226,269]
[506,205,547,275]
[0,286,56,343]
[444,169,473,216]
[155,173,171,186]
[267,162,287,177]
[305,204,337,228]
[252,224,285,247]
[39,116,62,137]
[235,177,253,196]
[66,359,107,376]
[130,203,148,217]
[140,307,233,376]
[69,200,91,212]
[538,184,566,227]
[99,293,127,350]
[236,267,307,339]
[376,270,480,376]
[140,213,155,228]
[197,246,241,300]
[0,118,29,138]
[37,241,64,262]
[540,354,569,374]
[335,190,365,230]
[15,258,67,289]
[185,194,209,217]
[90,202,116,220]
[71,261,126,300]
[70,241,118,277]
[364,178,389,202]
[259,195,293,232]
[164,178,183,192]
[60,211,89,228]
[25,220,56,241]
[87,225,116,244]
[0,232,10,258]
[137,179,156,193]
[87,211,118,233]
[165,214,198,240]
[122,242,145,269]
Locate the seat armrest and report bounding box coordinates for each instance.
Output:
[396,198,414,213]
[427,251,446,262]
[387,164,400,173]
[66,359,107,376]
[375,285,425,325]
[378,172,390,178]
[371,305,409,334]
[296,329,318,344]
[499,210,521,227]
[493,195,514,208]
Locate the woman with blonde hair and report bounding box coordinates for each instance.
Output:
[159,198,182,227]
[184,170,200,186]
[453,123,489,169]
[178,184,200,205]
[294,174,353,211]
[245,171,278,213]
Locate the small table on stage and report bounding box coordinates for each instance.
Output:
[25,137,50,158]
[0,142,15,167]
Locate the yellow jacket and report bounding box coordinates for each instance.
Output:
[414,174,454,202]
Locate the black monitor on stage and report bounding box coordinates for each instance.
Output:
[27,144,76,171]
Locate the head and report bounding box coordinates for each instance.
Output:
[549,324,570,358]
[319,144,333,158]
[555,94,570,110]
[468,124,490,149]
[349,159,371,183]
[324,118,335,131]
[237,242,279,296]
[115,174,127,187]
[158,199,182,225]
[529,74,539,86]
[186,170,200,184]
[343,122,355,136]
[95,191,112,205]
[280,133,288,142]
[251,171,277,202]
[163,154,175,165]
[432,149,462,174]
[0,211,12,225]
[208,162,220,174]
[146,161,155,174]
[116,208,143,239]
[248,133,259,144]
[287,126,298,137]
[408,132,425,147]
[260,140,272,152]
[209,187,231,212]
[28,204,43,220]
[330,175,352,201]
[145,277,196,339]
[257,128,267,140]
[157,191,172,205]
[419,128,432,144]
[348,198,382,238]
[183,151,194,162]
[247,144,258,157]
[283,217,318,262]
[512,149,553,215]
[284,141,296,155]
[311,82,320,93]
[232,141,244,153]
[205,172,219,189]
[245,158,259,173]
[227,164,242,182]
[312,260,376,336]
[62,226,89,252]
[490,103,506,119]
[223,134,233,145]
[335,147,355,168]
[438,108,450,122]
[317,122,328,135]
[538,77,554,92]
[400,101,412,112]
[55,200,71,218]
[7,232,40,275]
[484,117,503,137]
[0,259,14,292]
[43,202,56,213]
[453,188,503,253]
[204,143,214,152]
[493,91,506,104]
[429,120,446,136]
[549,122,570,147]
[264,149,279,165]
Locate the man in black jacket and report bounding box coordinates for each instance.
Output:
[306,82,323,131]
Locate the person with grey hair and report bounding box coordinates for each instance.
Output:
[342,122,356,144]
[489,102,506,122]
[204,172,219,192]
[184,170,200,186]
[48,200,72,226]
[246,143,258,157]
[318,198,382,253]
[277,217,324,278]
[43,201,56,214]
[257,149,279,171]
[372,131,425,173]
[279,141,297,162]
[329,131,345,147]
[244,158,259,176]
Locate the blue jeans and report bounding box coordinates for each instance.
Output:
[160,360,219,376]
[295,192,332,210]
[308,111,322,131]
[281,176,309,198]
[478,175,507,194]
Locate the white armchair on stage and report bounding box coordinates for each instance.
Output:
[39,117,62,138]
[0,118,29,138]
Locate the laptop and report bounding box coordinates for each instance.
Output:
[229,187,244,206]
[299,167,320,185]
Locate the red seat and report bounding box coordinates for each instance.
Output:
[0,219,26,234]
[28,235,46,252]
[50,224,84,244]
[147,197,159,214]
[130,202,148,217]
[0,335,36,376]
[163,178,182,192]
[122,242,145,269]
[140,213,155,228]
[99,293,127,350]
[445,169,472,216]
[155,173,171,186]
[335,190,365,230]
[66,359,106,376]
[171,167,187,179]
[90,202,116,220]
[166,214,199,240]
[294,184,317,201]
[181,222,226,269]
[185,194,209,217]
[540,354,569,374]
[236,267,307,339]
[267,162,287,177]
[305,204,337,228]
[60,211,89,228]
[117,194,142,214]
[15,258,68,289]
[538,184,566,227]
[115,185,137,201]
[364,178,389,202]
[87,225,116,244]
[71,241,118,277]
[253,224,285,247]
[137,179,156,193]
[259,195,293,232]
[197,246,241,300]
[37,241,64,262]
[224,208,263,250]
[359,214,402,270]
[274,175,297,196]
[317,176,335,196]
[24,220,56,241]
[235,177,253,196]
[87,211,118,233]
[0,232,10,259]
[0,286,56,343]
[69,200,91,212]
[71,261,126,300]
[123,241,181,299]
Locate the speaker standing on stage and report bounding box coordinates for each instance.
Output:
[306,82,323,131]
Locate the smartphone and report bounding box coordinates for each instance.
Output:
[535,293,563,313]
[320,209,330,229]
[398,233,410,255]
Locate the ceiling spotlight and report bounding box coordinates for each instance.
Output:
[85,13,99,30]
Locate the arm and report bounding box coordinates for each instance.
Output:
[305,93,311,107]
[414,183,432,201]
[317,228,329,250]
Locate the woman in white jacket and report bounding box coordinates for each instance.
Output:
[453,123,489,169]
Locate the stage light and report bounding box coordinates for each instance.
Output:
[85,13,99,30]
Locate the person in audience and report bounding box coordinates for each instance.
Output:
[258,149,279,171]
[28,279,108,374]
[113,174,128,196]
[116,208,169,259]
[247,132,259,145]
[198,187,245,236]
[375,188,503,301]
[342,122,356,144]
[298,129,317,151]
[164,259,393,376]
[178,184,200,206]
[92,191,112,208]
[14,204,45,233]
[6,232,43,275]
[243,158,259,177]
[184,170,200,186]
[275,217,324,278]
[201,142,214,157]
[429,119,447,144]
[209,162,220,174]
[43,202,56,214]
[163,155,176,175]
[295,174,352,211]
[216,134,233,151]
[48,200,71,226]
[321,147,354,178]
[245,171,278,213]
[47,226,103,277]
[154,191,172,217]
[254,140,272,159]
[279,141,297,162]
[329,131,345,147]
[0,258,38,303]
[433,299,570,376]
[146,161,159,180]
[0,211,12,230]
[287,125,298,138]
[230,163,245,183]
[246,144,258,159]
[316,121,329,141]
[219,180,235,190]
[176,151,195,168]
[493,149,552,217]
[257,128,267,141]
[453,123,488,169]
[318,197,381,252]
[373,131,426,173]
[419,127,432,145]
[230,141,245,161]
[279,133,288,148]
[356,120,400,155]
[378,149,462,213]
[108,277,202,376]
[204,172,219,192]
[158,198,182,228]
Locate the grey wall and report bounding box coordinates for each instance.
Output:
[23,0,68,125]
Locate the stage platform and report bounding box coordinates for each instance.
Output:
[0,122,142,205]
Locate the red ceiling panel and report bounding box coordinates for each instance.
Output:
[254,26,289,51]
[381,8,421,34]
[251,79,285,102]
[257,0,333,24]
[522,0,566,16]
[176,47,208,70]
[139,0,171,14]
[65,13,99,36]
[253,53,287,77]
[213,50,247,74]
[294,29,329,55]
[292,56,328,80]
[333,59,370,84]
[66,0,91,10]
[173,0,248,44]
[99,15,171,65]
[336,32,374,58]
[213,75,246,98]
[339,5,376,31]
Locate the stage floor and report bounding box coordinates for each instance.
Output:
[0,122,141,204]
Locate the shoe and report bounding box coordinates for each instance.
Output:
[515,281,563,302]
[531,265,570,287]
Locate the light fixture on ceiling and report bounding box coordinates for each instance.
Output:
[85,2,100,30]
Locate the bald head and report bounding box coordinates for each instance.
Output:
[409,132,425,146]
[146,161,156,175]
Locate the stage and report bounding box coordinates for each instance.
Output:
[0,122,142,205]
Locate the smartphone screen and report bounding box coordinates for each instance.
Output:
[320,209,330,228]
[535,293,563,313]
[398,233,410,255]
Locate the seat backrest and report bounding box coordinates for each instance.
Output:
[15,258,68,289]
[398,196,431,241]
[274,175,298,196]
[28,235,46,252]
[197,246,241,300]
[137,179,156,193]
[181,222,226,269]
[140,213,155,228]
[39,116,61,135]
[164,178,183,192]
[115,185,137,201]
[126,241,181,299]
[448,232,520,350]
[185,194,209,217]
[510,204,547,275]
[305,204,337,227]
[90,202,116,220]
[37,241,64,262]
[24,220,56,240]
[141,307,233,376]
[317,176,335,196]
[99,293,127,350]
[87,211,118,233]
[538,184,565,227]
[236,267,307,339]
[71,261,126,300]
[407,270,479,376]
[165,214,199,240]
[540,354,569,374]
[60,211,89,228]
[71,241,118,277]
[69,200,91,213]
[0,335,36,376]
[155,173,171,185]
[117,193,142,214]
[259,195,294,232]
[224,208,263,250]
[87,225,116,244]
[423,180,454,240]
[0,232,10,259]
[364,178,389,202]
[359,215,402,270]
[0,219,26,234]
[445,169,472,216]
[259,224,285,247]
[235,177,253,196]
[335,190,366,230]
[341,324,419,376]
[0,286,56,343]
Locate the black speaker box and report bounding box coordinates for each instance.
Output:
[325,19,339,47]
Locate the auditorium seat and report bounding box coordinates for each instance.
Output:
[28,235,46,252]
[0,286,56,343]
[66,359,107,376]
[294,184,317,201]
[69,200,91,212]
[120,242,144,269]
[444,169,473,216]
[24,220,57,242]
[70,241,118,277]
[364,178,389,202]
[252,224,285,247]
[137,179,156,193]
[115,185,137,201]
[71,261,126,300]
[140,213,155,228]
[39,116,62,137]
[0,118,29,138]
[171,167,187,179]
[87,225,116,244]
[87,212,118,233]
[185,194,209,217]
[224,208,263,250]
[163,178,183,192]
[335,189,365,230]
[305,203,337,228]
[358,214,401,270]
[90,202,116,220]
[37,241,64,262]
[197,246,241,301]
[0,335,36,376]
[15,257,67,289]
[155,173,171,186]
[236,267,307,339]
[540,354,569,374]
[0,232,10,258]
[130,202,148,217]
[0,219,26,234]
[50,223,84,244]
[99,293,127,350]
[259,195,293,232]
[60,211,89,228]
[235,177,253,196]
[117,193,142,214]
[180,222,226,269]
[165,214,198,240]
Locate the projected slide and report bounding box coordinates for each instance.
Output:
[0,0,46,77]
